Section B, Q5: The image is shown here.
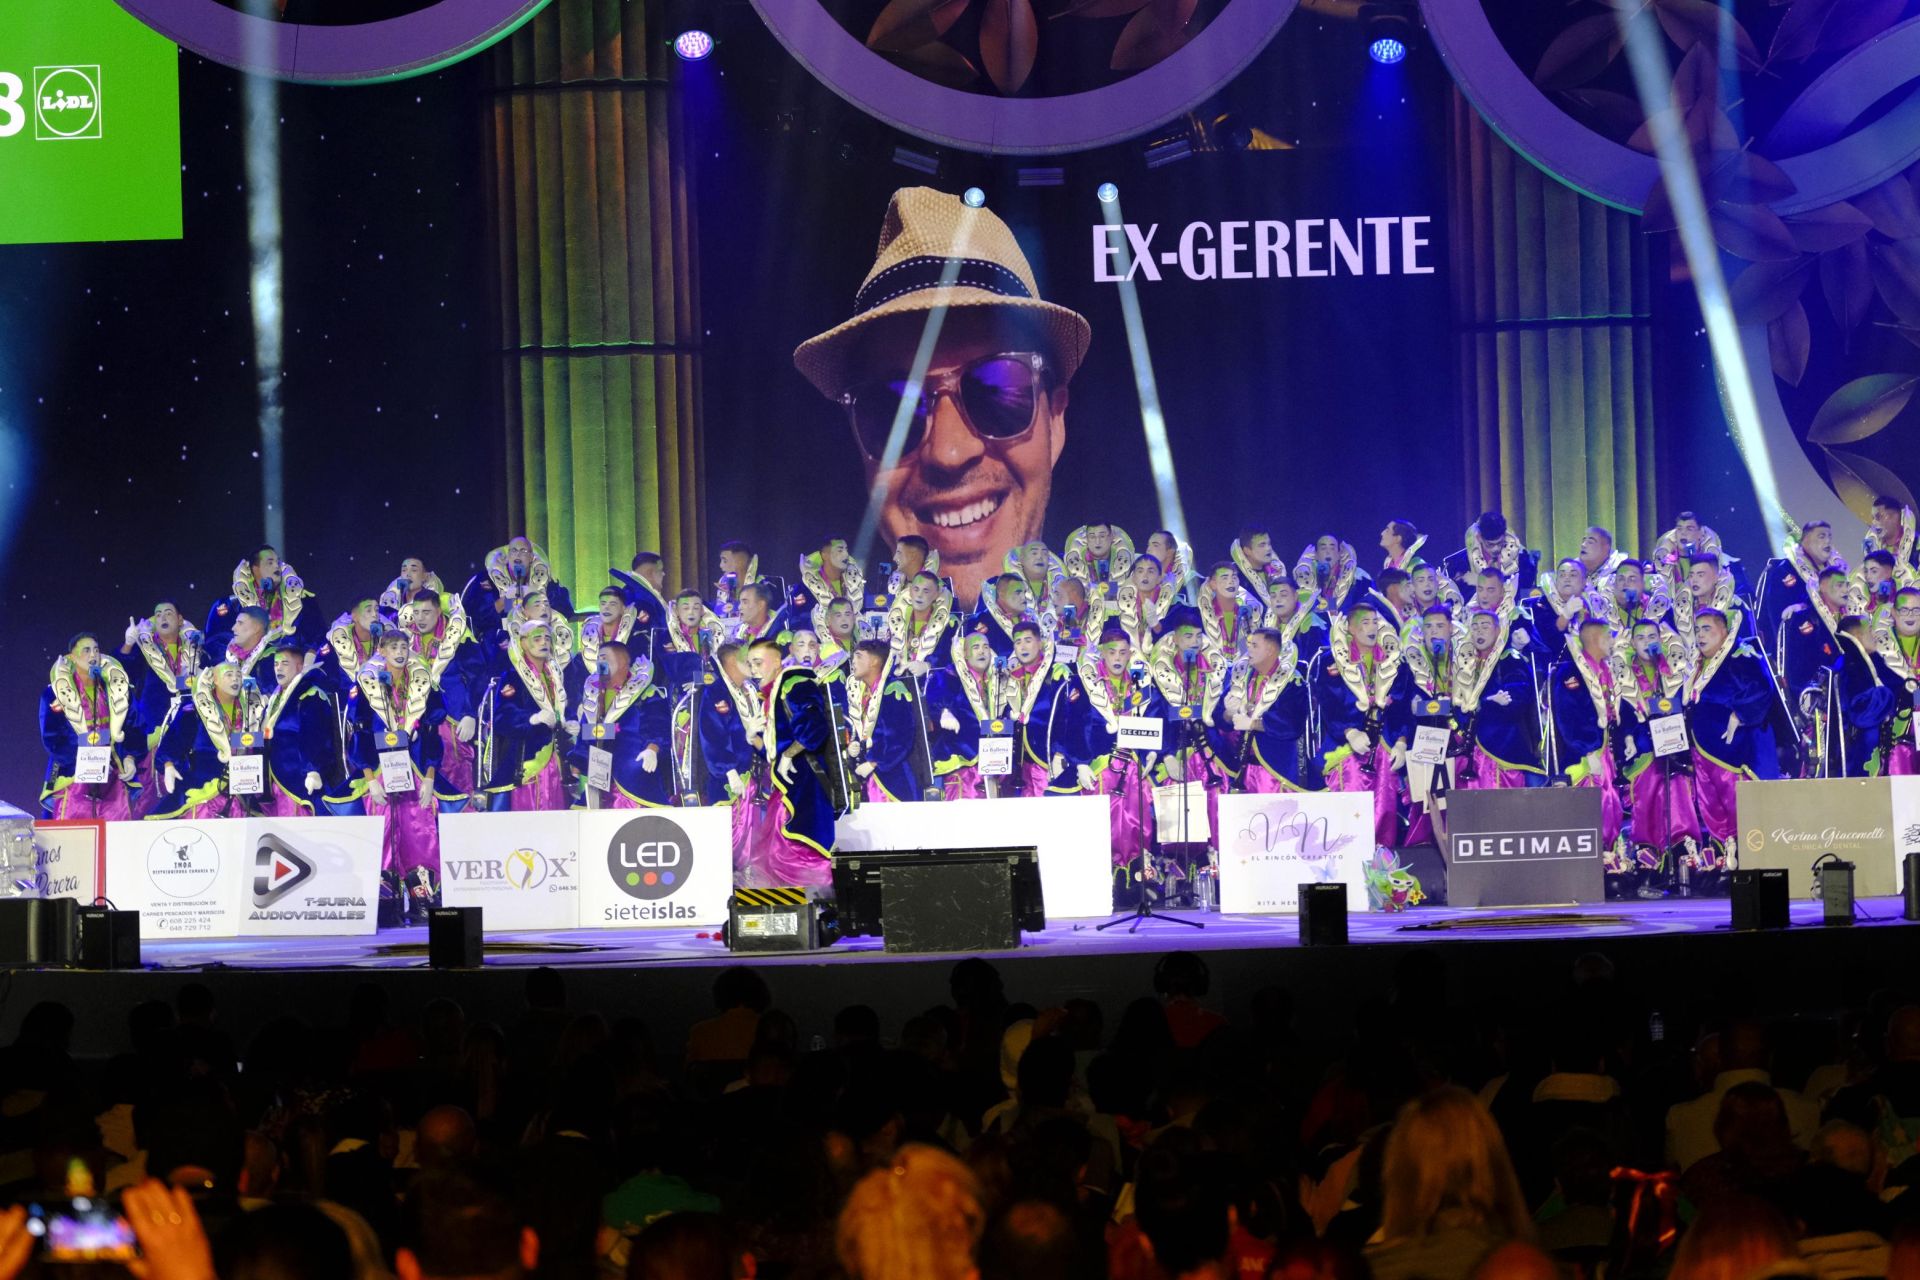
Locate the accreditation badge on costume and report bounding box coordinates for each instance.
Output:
[379,749,417,793]
[587,746,615,792]
[1650,712,1689,758]
[75,737,113,785]
[1117,715,1162,751]
[1409,725,1451,767]
[979,735,1013,776]
[228,731,265,795]
[1055,645,1080,663]
[1417,695,1452,720]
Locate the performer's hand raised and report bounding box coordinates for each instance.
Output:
[124,616,141,648]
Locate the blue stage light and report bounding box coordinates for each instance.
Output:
[1369,35,1406,64]
[1097,182,1119,204]
[963,187,986,208]
[674,29,714,60]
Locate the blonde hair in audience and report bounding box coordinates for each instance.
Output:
[836,1144,985,1280]
[1378,1086,1533,1243]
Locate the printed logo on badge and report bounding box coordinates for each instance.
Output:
[384,731,399,747]
[989,719,1006,733]
[86,731,101,745]
[1654,697,1673,714]
[1178,705,1195,720]
[593,725,607,739]
[703,672,715,684]
[240,732,256,747]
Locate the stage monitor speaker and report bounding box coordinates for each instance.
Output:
[1815,857,1855,926]
[0,898,72,966]
[1299,882,1349,946]
[833,846,1044,951]
[1905,854,1920,923]
[728,888,838,953]
[428,907,483,969]
[77,908,140,970]
[1730,869,1790,931]
[39,898,77,966]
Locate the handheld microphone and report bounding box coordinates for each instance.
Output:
[369,620,385,639]
[596,660,611,678]
[88,661,103,679]
[242,676,260,696]
[1622,587,1640,607]
[259,576,277,595]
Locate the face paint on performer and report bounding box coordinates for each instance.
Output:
[214,664,243,699]
[893,539,927,581]
[1554,559,1586,599]
[1130,555,1163,594]
[1147,531,1178,574]
[253,546,283,587]
[1695,612,1729,658]
[1349,608,1382,649]
[1580,619,1612,663]
[788,631,821,666]
[505,537,535,576]
[1686,560,1718,599]
[674,594,706,629]
[1268,580,1300,624]
[233,611,266,652]
[1674,515,1704,551]
[1474,571,1504,610]
[68,635,101,673]
[353,599,381,633]
[964,633,993,673]
[1578,527,1612,574]
[411,596,442,633]
[1469,612,1500,655]
[746,643,782,686]
[1409,566,1438,608]
[1174,625,1202,659]
[824,539,852,572]
[1084,525,1112,560]
[1012,627,1044,668]
[521,625,553,663]
[1052,576,1088,616]
[272,648,302,685]
[718,546,751,579]
[825,600,856,642]
[1208,565,1238,601]
[1613,563,1645,608]
[850,646,883,683]
[907,572,939,612]
[1243,533,1275,568]
[1098,634,1132,673]
[399,558,428,592]
[1895,590,1920,638]
[1631,623,1663,663]
[1018,541,1050,583]
[1799,523,1833,566]
[521,592,551,622]
[598,590,627,628]
[1248,630,1280,674]
[1314,535,1339,568]
[997,576,1032,618]
[1420,612,1451,651]
[152,602,183,638]
[1818,571,1848,615]
[1865,558,1894,596]
[601,640,632,685]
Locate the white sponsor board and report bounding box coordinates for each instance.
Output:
[105,820,244,938]
[1216,791,1373,914]
[579,806,733,929]
[32,820,103,905]
[440,811,583,930]
[238,817,381,936]
[1889,777,1920,892]
[836,794,1111,919]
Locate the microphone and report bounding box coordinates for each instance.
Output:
[370,620,386,639]
[88,661,103,680]
[596,660,611,678]
[259,576,277,595]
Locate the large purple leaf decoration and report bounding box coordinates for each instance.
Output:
[1819,241,1873,344]
[1853,173,1920,241]
[1056,0,1151,18]
[1556,88,1645,140]
[868,0,971,54]
[1654,0,1761,70]
[1533,13,1626,91]
[1709,202,1800,261]
[1768,301,1811,386]
[1641,177,1678,233]
[1730,255,1815,324]
[1806,373,1918,445]
[1819,0,1908,53]
[1701,149,1797,206]
[1825,448,1917,521]
[980,0,1039,93]
[1110,2,1192,70]
[1872,239,1920,326]
[1784,202,1874,253]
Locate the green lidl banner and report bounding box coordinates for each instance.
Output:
[1,0,181,244]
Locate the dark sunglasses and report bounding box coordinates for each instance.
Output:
[841,352,1049,462]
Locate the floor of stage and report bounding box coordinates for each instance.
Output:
[138,895,1916,971]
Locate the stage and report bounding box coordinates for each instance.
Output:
[8,895,1917,1061]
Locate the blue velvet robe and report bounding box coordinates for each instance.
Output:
[694,671,755,805]
[262,675,345,810]
[853,676,932,801]
[1466,654,1545,773]
[1307,650,1414,761]
[1205,669,1311,787]
[1687,649,1785,779]
[568,679,673,806]
[349,682,447,781]
[765,670,841,855]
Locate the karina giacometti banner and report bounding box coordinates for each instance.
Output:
[1,0,181,245]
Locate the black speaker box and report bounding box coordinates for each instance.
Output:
[0,898,75,966]
[78,908,141,970]
[428,907,483,968]
[1299,883,1349,946]
[1730,869,1790,931]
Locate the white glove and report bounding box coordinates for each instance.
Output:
[418,786,435,810]
[855,762,875,778]
[163,763,181,795]
[303,651,319,671]
[304,771,322,795]
[1345,727,1370,754]
[844,739,862,759]
[641,745,659,773]
[456,716,477,743]
[118,755,137,783]
[939,708,960,733]
[123,617,140,648]
[1076,763,1096,792]
[726,768,744,797]
[1163,754,1185,782]
[1490,691,1512,706]
[1512,628,1530,650]
[1232,713,1253,732]
[907,660,931,677]
[564,719,579,737]
[368,778,386,806]
[1390,744,1408,772]
[529,707,556,728]
[776,754,797,784]
[1051,753,1065,776]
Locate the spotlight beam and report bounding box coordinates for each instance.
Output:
[1618,9,1786,534]
[243,0,284,548]
[1098,194,1190,549]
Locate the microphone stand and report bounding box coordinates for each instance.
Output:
[1098,673,1203,934]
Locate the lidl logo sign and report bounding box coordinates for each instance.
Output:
[34,66,101,139]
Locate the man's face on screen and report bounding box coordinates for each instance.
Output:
[851,310,1066,605]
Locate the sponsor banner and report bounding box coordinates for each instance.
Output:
[32,819,104,905]
[1896,779,1920,881]
[1445,788,1605,908]
[1,0,182,245]
[440,811,583,931]
[837,795,1110,919]
[104,819,244,938]
[238,818,381,936]
[1739,778,1900,899]
[579,806,732,929]
[1216,792,1372,915]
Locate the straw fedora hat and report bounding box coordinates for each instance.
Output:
[793,186,1092,400]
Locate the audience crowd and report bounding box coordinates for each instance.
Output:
[1,952,1919,1280]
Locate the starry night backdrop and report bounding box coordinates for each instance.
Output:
[0,53,500,808]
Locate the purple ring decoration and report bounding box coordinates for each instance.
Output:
[749,0,1299,155]
[112,0,552,83]
[1415,2,1920,215]
[1766,19,1920,156]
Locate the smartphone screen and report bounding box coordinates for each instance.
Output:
[28,1199,139,1263]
